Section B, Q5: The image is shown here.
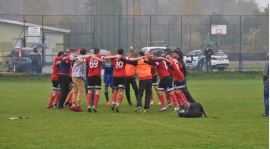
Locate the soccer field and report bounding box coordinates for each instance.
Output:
[0,74,268,149]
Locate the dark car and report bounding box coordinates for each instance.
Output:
[6,47,42,73]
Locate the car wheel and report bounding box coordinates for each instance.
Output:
[218,68,225,71]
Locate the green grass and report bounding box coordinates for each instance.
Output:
[228,64,264,69]
[0,75,268,149]
[0,65,7,71]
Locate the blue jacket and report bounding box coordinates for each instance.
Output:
[103,61,113,74]
[59,54,71,75]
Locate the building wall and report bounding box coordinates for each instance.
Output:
[0,22,65,55]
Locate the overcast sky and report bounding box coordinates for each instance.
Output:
[255,0,269,9]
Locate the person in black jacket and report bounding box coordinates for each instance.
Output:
[164,46,171,55]
[204,45,214,72]
[171,49,196,103]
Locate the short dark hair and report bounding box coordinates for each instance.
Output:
[80,48,87,55]
[166,53,172,57]
[33,48,38,52]
[94,48,100,54]
[75,47,81,52]
[153,52,159,57]
[70,49,75,52]
[138,51,144,56]
[117,49,124,55]
[58,51,64,56]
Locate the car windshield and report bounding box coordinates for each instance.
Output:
[149,49,164,54]
[90,49,107,56]
[22,50,32,57]
[100,50,107,56]
[187,51,199,56]
[198,51,203,55]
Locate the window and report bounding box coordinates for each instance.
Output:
[12,50,18,57]
[188,51,198,56]
[22,50,32,57]
[149,49,164,54]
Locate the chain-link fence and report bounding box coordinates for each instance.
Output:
[0,12,268,73]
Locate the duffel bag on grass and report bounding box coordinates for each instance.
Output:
[178,102,207,118]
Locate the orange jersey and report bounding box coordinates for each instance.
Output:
[125,64,136,78]
[135,59,152,80]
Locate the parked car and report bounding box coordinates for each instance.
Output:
[6,47,42,73]
[183,50,229,71]
[141,46,166,54]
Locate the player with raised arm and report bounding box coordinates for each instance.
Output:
[103,50,114,106]
[56,49,75,109]
[144,52,160,105]
[103,49,141,112]
[65,48,80,108]
[151,52,180,112]
[82,48,107,112]
[69,48,89,112]
[171,49,196,103]
[163,54,190,112]
[125,53,139,106]
[47,51,64,109]
[119,51,159,113]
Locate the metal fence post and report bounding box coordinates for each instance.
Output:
[23,15,26,47]
[68,33,70,49]
[132,0,135,46]
[190,24,191,51]
[181,15,182,51]
[94,15,96,48]
[146,24,147,46]
[167,24,169,46]
[239,15,242,72]
[209,15,212,42]
[150,16,151,47]
[126,0,128,49]
[119,15,121,48]
[42,15,45,67]
[86,12,88,49]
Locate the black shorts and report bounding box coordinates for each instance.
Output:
[174,80,185,90]
[52,80,60,91]
[157,76,173,92]
[152,74,158,86]
[113,77,126,89]
[88,76,102,89]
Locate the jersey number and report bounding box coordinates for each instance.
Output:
[174,61,180,70]
[89,59,98,68]
[116,61,123,68]
[163,61,168,70]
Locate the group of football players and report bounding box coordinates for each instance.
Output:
[46,47,197,113]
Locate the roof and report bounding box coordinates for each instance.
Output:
[0,18,70,33]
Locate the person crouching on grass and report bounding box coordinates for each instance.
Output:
[69,48,90,112]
